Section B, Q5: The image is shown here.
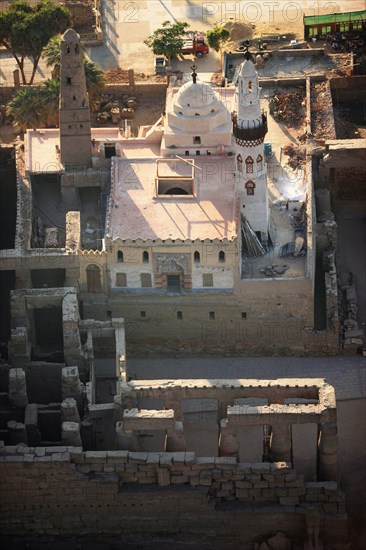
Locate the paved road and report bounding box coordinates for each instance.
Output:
[127,355,366,400]
[1,0,365,84]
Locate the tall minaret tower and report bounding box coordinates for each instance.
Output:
[233,43,269,241]
[59,29,92,167]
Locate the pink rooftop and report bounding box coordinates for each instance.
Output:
[107,156,237,241]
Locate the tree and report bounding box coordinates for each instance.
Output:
[206,26,230,68]
[7,47,105,130]
[144,20,190,60]
[43,35,105,107]
[6,86,45,131]
[0,0,70,84]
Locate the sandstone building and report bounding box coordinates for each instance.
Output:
[0,29,365,546]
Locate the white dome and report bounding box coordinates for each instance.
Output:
[240,59,257,78]
[176,81,216,109]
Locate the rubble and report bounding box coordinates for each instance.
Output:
[259,264,289,276]
[310,82,336,140]
[283,144,305,170]
[269,89,306,127]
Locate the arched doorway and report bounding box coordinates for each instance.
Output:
[86,264,101,293]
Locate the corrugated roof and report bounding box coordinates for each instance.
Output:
[304,10,366,26]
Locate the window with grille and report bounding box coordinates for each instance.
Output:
[237,154,243,172]
[257,154,263,171]
[203,274,213,287]
[245,180,256,196]
[245,156,254,173]
[116,273,127,287]
[140,273,152,287]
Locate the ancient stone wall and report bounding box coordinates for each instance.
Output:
[0,445,347,543]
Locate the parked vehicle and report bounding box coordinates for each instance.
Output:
[154,56,168,75]
[181,33,209,58]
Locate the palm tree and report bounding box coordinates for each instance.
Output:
[8,37,106,131]
[6,87,44,131]
[42,35,63,79]
[83,59,105,110]
[38,79,60,126]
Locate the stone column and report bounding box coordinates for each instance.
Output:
[15,269,31,289]
[61,421,82,446]
[13,69,20,88]
[128,68,135,88]
[219,419,239,458]
[166,420,186,452]
[115,421,133,450]
[61,366,83,411]
[237,425,264,463]
[7,421,28,445]
[25,403,41,446]
[270,424,292,462]
[61,397,81,424]
[318,422,339,481]
[9,327,31,365]
[292,423,318,481]
[80,418,94,451]
[8,368,28,407]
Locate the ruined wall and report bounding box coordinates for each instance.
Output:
[0,445,347,544]
[80,274,332,356]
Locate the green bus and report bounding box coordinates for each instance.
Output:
[303,10,366,39]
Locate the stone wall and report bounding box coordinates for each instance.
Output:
[0,445,347,544]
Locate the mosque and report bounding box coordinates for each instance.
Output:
[18,30,336,357]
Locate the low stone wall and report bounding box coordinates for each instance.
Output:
[0,444,347,542]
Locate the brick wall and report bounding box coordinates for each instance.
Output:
[0,445,347,542]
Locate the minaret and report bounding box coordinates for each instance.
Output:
[233,42,269,241]
[59,28,92,167]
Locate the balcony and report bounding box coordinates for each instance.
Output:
[232,112,268,143]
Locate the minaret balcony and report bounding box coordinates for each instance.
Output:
[232,111,268,143]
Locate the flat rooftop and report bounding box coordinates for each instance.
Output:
[25,128,122,173]
[107,156,237,241]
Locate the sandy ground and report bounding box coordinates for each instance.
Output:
[2,0,364,84]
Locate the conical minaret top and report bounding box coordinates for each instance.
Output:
[59,28,92,167]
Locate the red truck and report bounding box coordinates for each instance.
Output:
[181,33,209,58]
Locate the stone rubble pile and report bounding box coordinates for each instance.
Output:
[311,82,336,140]
[269,89,306,127]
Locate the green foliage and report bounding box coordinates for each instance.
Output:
[0,0,70,84]
[43,35,105,102]
[144,20,190,59]
[6,86,46,130]
[83,58,105,104]
[206,26,230,52]
[7,35,106,131]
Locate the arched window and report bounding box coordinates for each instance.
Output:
[86,264,101,293]
[237,154,243,172]
[245,181,256,196]
[142,251,149,263]
[248,80,252,92]
[117,251,124,263]
[194,251,200,264]
[219,251,225,263]
[257,154,263,171]
[66,46,70,54]
[245,156,254,173]
[75,44,80,54]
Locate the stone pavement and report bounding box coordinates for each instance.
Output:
[127,355,366,401]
